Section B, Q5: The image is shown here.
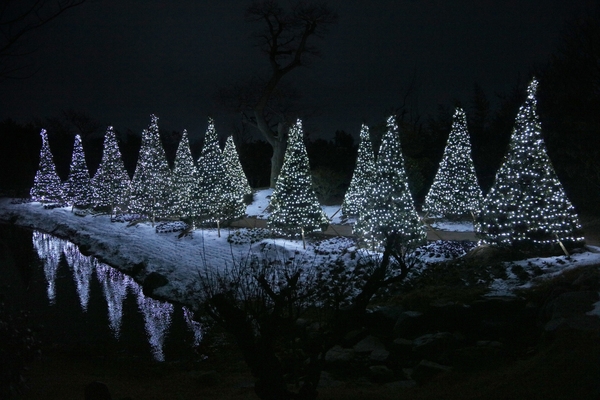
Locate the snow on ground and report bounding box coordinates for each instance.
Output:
[429,220,475,232]
[1,193,600,309]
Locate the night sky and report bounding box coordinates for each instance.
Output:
[0,0,594,140]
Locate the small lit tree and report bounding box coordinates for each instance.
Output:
[65,134,93,208]
[354,116,426,250]
[342,124,376,216]
[91,126,130,214]
[223,135,252,202]
[30,129,65,204]
[423,107,483,219]
[475,78,584,249]
[196,118,245,226]
[169,129,201,218]
[129,115,172,220]
[267,119,328,237]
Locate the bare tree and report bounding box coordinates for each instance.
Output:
[218,0,338,187]
[0,0,85,80]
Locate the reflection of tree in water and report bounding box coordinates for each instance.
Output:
[183,306,203,346]
[95,262,133,338]
[63,241,95,312]
[31,231,67,305]
[134,285,174,362]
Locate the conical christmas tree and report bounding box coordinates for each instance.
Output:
[475,78,584,248]
[30,129,65,204]
[342,124,376,216]
[223,135,252,203]
[354,116,426,250]
[91,126,130,213]
[424,107,483,219]
[129,115,172,219]
[267,119,328,236]
[169,129,201,218]
[196,118,245,223]
[65,134,93,208]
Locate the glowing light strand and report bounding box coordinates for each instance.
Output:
[30,129,65,203]
[342,124,377,216]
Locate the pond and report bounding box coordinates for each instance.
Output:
[0,224,203,362]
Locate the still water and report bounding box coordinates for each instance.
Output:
[0,224,203,362]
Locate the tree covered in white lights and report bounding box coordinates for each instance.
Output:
[342,124,376,216]
[30,129,65,203]
[268,119,328,236]
[475,78,584,249]
[169,129,201,218]
[423,107,483,219]
[196,118,245,223]
[91,126,130,213]
[223,135,252,202]
[65,134,93,208]
[354,116,426,250]
[129,115,172,219]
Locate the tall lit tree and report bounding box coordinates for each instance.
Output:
[196,118,245,224]
[91,126,130,214]
[169,129,201,218]
[129,115,172,220]
[423,107,483,219]
[342,124,376,216]
[267,119,328,236]
[475,78,584,248]
[354,116,426,250]
[65,134,93,208]
[223,135,252,203]
[30,129,65,203]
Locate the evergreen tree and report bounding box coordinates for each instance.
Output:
[129,115,172,219]
[223,135,252,202]
[169,129,201,218]
[267,119,328,236]
[65,134,93,207]
[30,129,65,203]
[424,107,483,219]
[342,124,376,216]
[196,118,245,223]
[354,116,426,250]
[91,126,130,213]
[475,78,584,248]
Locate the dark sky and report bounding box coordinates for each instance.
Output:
[0,0,594,140]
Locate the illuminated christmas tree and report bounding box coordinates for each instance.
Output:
[129,115,172,220]
[30,129,65,203]
[91,126,130,213]
[423,107,483,219]
[354,116,426,250]
[196,118,245,224]
[169,129,201,218]
[342,124,376,216]
[475,78,584,249]
[65,134,93,208]
[223,135,252,202]
[267,119,328,236]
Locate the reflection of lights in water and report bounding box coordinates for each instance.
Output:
[96,262,133,338]
[183,306,203,346]
[63,241,95,312]
[32,231,66,304]
[134,285,174,362]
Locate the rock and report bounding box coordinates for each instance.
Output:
[388,338,414,367]
[142,272,169,296]
[383,380,417,389]
[366,305,405,337]
[545,315,600,332]
[353,335,385,353]
[451,343,509,371]
[393,311,426,339]
[369,347,390,362]
[84,381,112,400]
[194,370,221,386]
[368,365,395,383]
[318,371,344,388]
[413,332,456,363]
[426,301,474,333]
[411,360,451,385]
[546,291,599,320]
[325,345,355,363]
[342,327,368,347]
